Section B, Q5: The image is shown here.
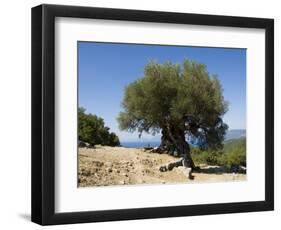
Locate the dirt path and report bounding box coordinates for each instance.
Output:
[78,146,246,187]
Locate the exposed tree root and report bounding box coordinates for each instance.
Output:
[159,158,195,180]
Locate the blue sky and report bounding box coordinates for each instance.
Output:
[78,42,246,142]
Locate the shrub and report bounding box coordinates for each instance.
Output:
[191,148,223,166]
[191,138,246,170]
[78,107,120,147]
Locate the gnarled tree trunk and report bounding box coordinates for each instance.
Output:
[159,125,196,179]
[158,128,177,155]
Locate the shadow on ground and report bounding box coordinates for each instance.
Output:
[197,166,246,174]
[18,213,30,222]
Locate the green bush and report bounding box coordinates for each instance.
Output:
[191,138,246,169]
[218,150,246,168]
[220,138,246,168]
[191,148,223,166]
[78,107,120,147]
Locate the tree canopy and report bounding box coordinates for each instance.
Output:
[117,60,228,168]
[79,107,120,147]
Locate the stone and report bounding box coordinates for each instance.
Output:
[78,140,91,148]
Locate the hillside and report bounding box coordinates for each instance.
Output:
[225,129,246,141]
[224,137,246,150]
[223,137,246,167]
[191,137,246,169]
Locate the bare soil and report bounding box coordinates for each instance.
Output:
[78,146,246,187]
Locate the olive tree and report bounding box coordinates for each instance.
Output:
[117,60,228,177]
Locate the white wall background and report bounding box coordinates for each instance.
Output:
[0,0,279,229]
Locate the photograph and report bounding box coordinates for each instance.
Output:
[77,42,247,187]
[30,3,274,225]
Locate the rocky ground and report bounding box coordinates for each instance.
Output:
[78,146,246,187]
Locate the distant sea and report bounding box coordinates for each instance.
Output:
[121,141,161,148]
[120,129,246,148]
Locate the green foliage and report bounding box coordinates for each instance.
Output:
[191,138,246,169]
[118,59,228,150]
[219,138,246,168]
[78,107,120,147]
[191,148,223,165]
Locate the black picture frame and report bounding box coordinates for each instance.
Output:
[31,4,274,225]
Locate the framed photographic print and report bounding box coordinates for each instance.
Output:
[31,4,274,225]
